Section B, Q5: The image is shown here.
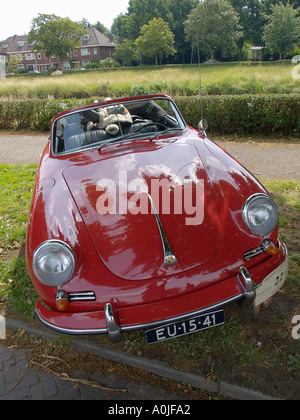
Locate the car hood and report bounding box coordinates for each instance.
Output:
[63,141,222,280]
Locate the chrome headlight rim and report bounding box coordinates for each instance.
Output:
[32,240,75,287]
[242,193,279,236]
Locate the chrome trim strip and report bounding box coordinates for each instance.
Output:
[123,294,244,332]
[148,194,178,267]
[35,293,244,336]
[69,291,96,301]
[35,309,107,335]
[243,245,265,262]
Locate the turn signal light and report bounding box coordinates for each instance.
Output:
[55,290,69,311]
[263,240,278,256]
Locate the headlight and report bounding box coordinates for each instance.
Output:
[33,240,75,287]
[242,193,278,236]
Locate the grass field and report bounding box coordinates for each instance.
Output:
[0,62,298,99]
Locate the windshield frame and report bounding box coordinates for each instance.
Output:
[51,95,187,157]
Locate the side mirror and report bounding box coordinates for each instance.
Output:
[198,119,208,133]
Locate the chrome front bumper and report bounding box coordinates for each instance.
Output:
[35,242,288,343]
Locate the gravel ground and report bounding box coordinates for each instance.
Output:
[0,132,299,180]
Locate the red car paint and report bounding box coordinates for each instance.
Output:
[26,95,288,341]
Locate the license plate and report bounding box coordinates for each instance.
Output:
[146,310,225,344]
[254,256,289,306]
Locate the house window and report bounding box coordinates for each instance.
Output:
[3,44,8,49]
[84,35,90,41]
[73,50,78,56]
[37,53,42,59]
[17,41,25,47]
[93,48,97,55]
[25,53,34,60]
[81,48,90,56]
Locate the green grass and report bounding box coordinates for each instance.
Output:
[0,62,298,99]
[0,164,38,317]
[0,164,37,252]
[0,164,299,390]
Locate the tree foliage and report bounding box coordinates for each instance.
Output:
[263,2,300,59]
[112,0,197,63]
[114,39,139,66]
[28,14,86,68]
[185,0,242,61]
[135,18,176,64]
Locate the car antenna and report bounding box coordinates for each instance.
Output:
[197,33,208,135]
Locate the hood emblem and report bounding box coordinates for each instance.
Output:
[148,194,178,267]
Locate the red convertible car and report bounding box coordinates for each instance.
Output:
[26,95,289,344]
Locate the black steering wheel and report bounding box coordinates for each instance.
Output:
[131,122,168,134]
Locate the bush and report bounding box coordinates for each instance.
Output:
[0,95,298,135]
[175,94,300,136]
[98,58,121,68]
[0,99,89,131]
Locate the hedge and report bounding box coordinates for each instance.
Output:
[0,94,299,136]
[176,95,300,136]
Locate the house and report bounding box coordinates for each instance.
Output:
[0,27,116,72]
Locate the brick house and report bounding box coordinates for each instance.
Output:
[0,27,116,72]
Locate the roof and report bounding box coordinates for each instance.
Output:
[82,27,116,47]
[0,35,33,54]
[0,27,115,54]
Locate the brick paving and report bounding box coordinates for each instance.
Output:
[0,343,178,400]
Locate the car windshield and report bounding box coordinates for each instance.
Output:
[52,97,186,155]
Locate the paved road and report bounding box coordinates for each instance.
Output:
[0,132,299,179]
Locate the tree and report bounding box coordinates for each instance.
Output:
[80,18,111,38]
[185,0,242,62]
[8,54,23,73]
[111,0,198,64]
[163,0,198,63]
[93,21,111,39]
[28,14,86,70]
[114,39,139,66]
[135,18,176,65]
[263,2,300,60]
[229,0,265,50]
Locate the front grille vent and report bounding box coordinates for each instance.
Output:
[243,245,265,262]
[68,291,96,302]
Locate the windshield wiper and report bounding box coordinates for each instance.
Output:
[98,130,145,152]
[149,127,183,141]
[98,126,184,152]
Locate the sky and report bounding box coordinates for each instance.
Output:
[0,0,130,41]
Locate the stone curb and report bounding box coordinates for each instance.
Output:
[5,317,280,400]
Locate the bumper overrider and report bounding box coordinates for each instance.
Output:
[35,240,288,343]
